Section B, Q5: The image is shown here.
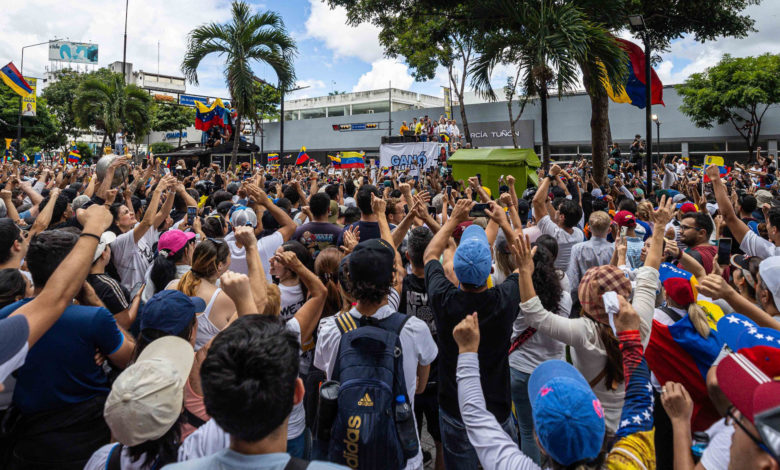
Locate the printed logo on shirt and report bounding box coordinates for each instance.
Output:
[344,416,361,468]
[405,290,436,335]
[357,393,374,407]
[280,299,306,321]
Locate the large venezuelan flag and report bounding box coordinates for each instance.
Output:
[195,99,228,131]
[645,315,723,432]
[0,62,32,97]
[296,146,310,165]
[339,151,365,169]
[603,39,664,109]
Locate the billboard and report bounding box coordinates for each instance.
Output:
[49,41,99,64]
[468,120,535,148]
[21,77,36,117]
[179,94,209,107]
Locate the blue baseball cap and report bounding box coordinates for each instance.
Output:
[528,360,606,466]
[141,290,206,336]
[453,225,492,287]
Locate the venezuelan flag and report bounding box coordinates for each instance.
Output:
[195,99,228,131]
[21,153,29,163]
[0,62,32,97]
[703,166,730,183]
[603,39,664,109]
[68,146,80,163]
[268,153,279,162]
[296,146,310,165]
[339,151,365,169]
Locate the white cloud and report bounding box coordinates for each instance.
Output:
[0,0,234,97]
[353,58,413,92]
[304,0,384,63]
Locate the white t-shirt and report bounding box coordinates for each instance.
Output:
[279,283,305,322]
[314,304,438,470]
[111,225,160,290]
[740,230,780,259]
[509,291,571,374]
[536,215,584,273]
[700,418,734,470]
[85,444,150,470]
[178,318,307,461]
[224,231,283,281]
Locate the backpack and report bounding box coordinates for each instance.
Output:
[327,311,414,470]
[105,444,310,470]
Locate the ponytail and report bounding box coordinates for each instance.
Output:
[177,271,201,297]
[687,303,711,338]
[595,318,624,390]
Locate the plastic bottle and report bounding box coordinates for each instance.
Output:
[394,395,419,459]
[691,431,710,462]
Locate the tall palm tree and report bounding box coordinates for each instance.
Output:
[182,1,296,169]
[73,72,152,156]
[470,0,626,172]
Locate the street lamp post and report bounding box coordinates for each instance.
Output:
[628,14,652,196]
[122,0,130,84]
[16,40,60,157]
[652,114,661,162]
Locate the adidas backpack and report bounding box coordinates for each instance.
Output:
[326,311,416,469]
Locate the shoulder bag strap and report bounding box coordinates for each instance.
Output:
[660,306,684,323]
[105,443,123,470]
[283,457,310,470]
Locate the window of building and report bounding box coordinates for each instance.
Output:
[351,101,390,115]
[689,141,725,152]
[327,106,346,117]
[300,108,326,119]
[284,111,298,121]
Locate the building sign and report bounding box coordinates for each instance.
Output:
[379,142,440,176]
[468,120,535,148]
[49,41,98,64]
[332,122,379,131]
[179,94,209,107]
[21,77,36,116]
[165,131,187,140]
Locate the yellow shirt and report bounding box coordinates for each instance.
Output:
[399,125,409,135]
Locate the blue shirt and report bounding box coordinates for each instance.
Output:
[0,299,123,414]
[164,450,347,470]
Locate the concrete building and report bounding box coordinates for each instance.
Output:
[282,88,444,121]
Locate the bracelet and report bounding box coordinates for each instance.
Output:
[80,232,101,241]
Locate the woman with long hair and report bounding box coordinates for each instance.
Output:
[173,239,234,350]
[269,240,314,322]
[314,247,343,319]
[0,268,33,308]
[516,197,672,432]
[143,230,196,301]
[508,243,569,465]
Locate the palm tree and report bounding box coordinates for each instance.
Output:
[470,0,626,172]
[73,72,152,156]
[182,1,296,169]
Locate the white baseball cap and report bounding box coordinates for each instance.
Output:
[103,336,194,446]
[759,256,780,313]
[93,231,117,262]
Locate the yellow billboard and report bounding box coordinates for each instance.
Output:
[21,77,36,117]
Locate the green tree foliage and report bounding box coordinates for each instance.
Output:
[74,141,94,163]
[253,81,282,122]
[73,71,152,156]
[150,142,175,154]
[182,1,296,168]
[151,103,195,147]
[677,54,780,161]
[0,85,65,153]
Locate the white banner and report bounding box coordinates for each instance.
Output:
[379,142,440,176]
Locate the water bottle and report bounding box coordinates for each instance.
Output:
[691,431,710,462]
[393,395,419,459]
[315,381,340,442]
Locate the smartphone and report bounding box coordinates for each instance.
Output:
[130,282,145,300]
[469,203,489,218]
[476,173,482,184]
[717,238,732,265]
[187,206,197,226]
[427,205,437,216]
[499,174,505,182]
[446,185,452,198]
[163,167,171,175]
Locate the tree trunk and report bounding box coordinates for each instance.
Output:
[229,112,240,170]
[581,62,611,185]
[178,129,183,147]
[508,100,519,149]
[458,97,471,145]
[540,86,550,172]
[99,133,107,157]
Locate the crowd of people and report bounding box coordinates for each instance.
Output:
[0,148,779,470]
[399,115,462,143]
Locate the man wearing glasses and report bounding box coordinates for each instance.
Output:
[673,211,717,274]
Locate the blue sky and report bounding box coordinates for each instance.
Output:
[1,0,779,102]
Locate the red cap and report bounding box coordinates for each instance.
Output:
[717,352,780,423]
[680,203,697,214]
[453,221,474,243]
[613,210,637,228]
[662,277,695,306]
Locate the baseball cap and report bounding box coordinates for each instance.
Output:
[528,360,606,466]
[673,194,687,203]
[453,225,492,286]
[452,221,473,244]
[613,210,637,228]
[230,206,258,228]
[679,203,697,214]
[93,231,117,262]
[591,188,603,198]
[104,336,195,446]
[141,290,206,336]
[0,315,30,384]
[756,189,773,206]
[578,265,631,322]
[759,256,780,312]
[71,194,90,211]
[158,229,195,255]
[663,277,696,306]
[349,239,395,286]
[632,188,645,199]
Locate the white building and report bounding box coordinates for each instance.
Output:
[283,88,444,121]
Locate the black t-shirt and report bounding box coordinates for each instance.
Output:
[399,273,438,388]
[337,221,381,246]
[87,273,130,315]
[424,260,519,422]
[293,221,343,253]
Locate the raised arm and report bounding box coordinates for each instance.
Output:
[29,187,61,236]
[697,273,780,330]
[276,250,326,343]
[234,226,268,314]
[707,165,749,244]
[246,182,296,241]
[424,198,474,264]
[532,168,554,221]
[134,175,173,244]
[371,193,394,247]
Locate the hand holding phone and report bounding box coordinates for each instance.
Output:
[187,206,197,226]
[469,203,489,218]
[717,238,732,265]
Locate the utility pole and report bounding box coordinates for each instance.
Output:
[16,40,56,157]
[122,0,129,84]
[388,81,392,138]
